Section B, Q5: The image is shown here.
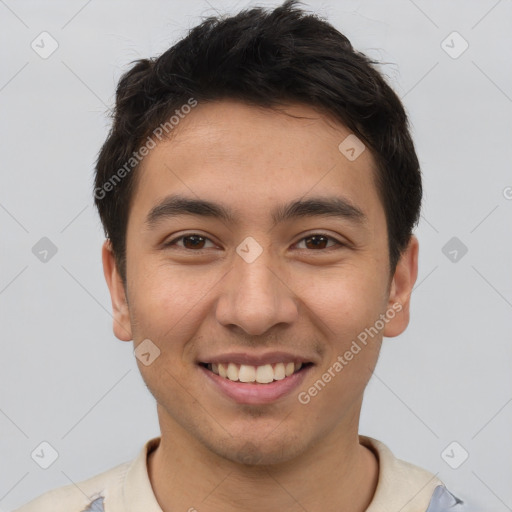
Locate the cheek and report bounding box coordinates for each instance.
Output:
[296,264,388,340]
[128,263,213,344]
[302,272,385,409]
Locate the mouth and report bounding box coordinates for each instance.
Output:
[199,361,314,384]
[197,350,317,404]
[198,358,314,405]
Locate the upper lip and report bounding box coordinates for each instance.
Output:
[199,351,315,366]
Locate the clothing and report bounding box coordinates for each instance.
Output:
[14,435,467,511]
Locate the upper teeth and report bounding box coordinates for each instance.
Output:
[208,362,303,383]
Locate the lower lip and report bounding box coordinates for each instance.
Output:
[199,364,313,405]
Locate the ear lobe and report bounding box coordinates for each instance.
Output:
[102,239,133,341]
[383,235,419,338]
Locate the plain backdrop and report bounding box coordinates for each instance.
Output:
[1,0,511,510]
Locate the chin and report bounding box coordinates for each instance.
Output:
[212,432,309,466]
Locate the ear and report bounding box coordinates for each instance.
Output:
[102,239,133,341]
[383,235,419,338]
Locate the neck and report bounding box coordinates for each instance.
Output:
[148,415,379,512]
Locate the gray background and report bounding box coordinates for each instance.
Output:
[1,0,511,510]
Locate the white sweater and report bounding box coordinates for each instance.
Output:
[13,435,467,511]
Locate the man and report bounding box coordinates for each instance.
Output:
[15,1,467,510]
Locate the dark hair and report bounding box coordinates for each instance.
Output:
[94,0,422,285]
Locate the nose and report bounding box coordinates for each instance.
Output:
[215,245,299,336]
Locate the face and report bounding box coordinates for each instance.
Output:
[103,100,418,465]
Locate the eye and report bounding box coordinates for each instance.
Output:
[164,234,216,251]
[294,233,343,251]
[164,233,343,252]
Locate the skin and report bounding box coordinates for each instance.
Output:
[102,99,419,512]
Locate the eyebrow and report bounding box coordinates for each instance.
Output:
[144,194,367,230]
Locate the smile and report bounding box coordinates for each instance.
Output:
[199,360,314,404]
[201,361,312,384]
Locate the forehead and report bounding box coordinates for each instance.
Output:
[129,100,384,229]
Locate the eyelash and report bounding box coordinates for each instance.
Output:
[163,233,345,253]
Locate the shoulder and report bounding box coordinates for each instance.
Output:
[12,460,130,512]
[360,436,467,511]
[13,437,161,512]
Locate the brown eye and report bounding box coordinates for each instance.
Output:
[182,235,206,249]
[296,234,341,250]
[165,234,215,250]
